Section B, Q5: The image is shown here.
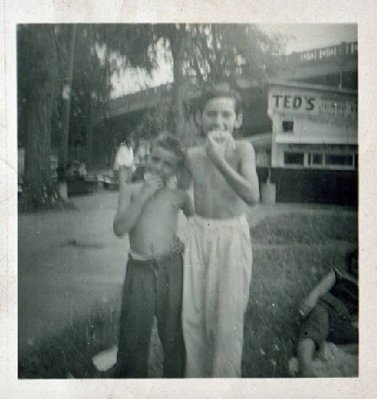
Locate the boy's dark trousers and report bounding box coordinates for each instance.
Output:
[115,252,185,378]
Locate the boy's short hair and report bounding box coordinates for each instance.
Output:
[197,81,243,115]
[152,133,185,164]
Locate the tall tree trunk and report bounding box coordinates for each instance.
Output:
[169,26,187,141]
[86,99,94,169]
[58,24,77,173]
[22,26,59,211]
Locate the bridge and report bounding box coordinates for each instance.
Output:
[98,83,201,124]
[99,41,357,124]
[279,41,357,83]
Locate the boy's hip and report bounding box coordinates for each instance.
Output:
[187,214,251,248]
[184,213,252,268]
[128,249,183,268]
[189,213,249,232]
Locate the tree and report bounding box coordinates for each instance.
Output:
[57,24,154,169]
[18,24,115,209]
[114,24,284,141]
[18,24,154,211]
[57,24,77,176]
[174,24,283,139]
[17,24,283,210]
[52,24,283,169]
[55,24,113,170]
[18,25,61,211]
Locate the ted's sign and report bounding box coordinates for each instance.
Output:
[271,94,315,112]
[268,85,357,123]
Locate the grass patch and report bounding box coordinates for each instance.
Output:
[242,246,349,377]
[19,210,357,378]
[252,213,357,245]
[19,303,119,378]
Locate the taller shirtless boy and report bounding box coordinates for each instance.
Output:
[182,82,260,377]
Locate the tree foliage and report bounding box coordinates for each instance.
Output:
[18,23,282,210]
[119,24,284,140]
[54,24,156,166]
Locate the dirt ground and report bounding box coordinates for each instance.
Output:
[18,190,355,355]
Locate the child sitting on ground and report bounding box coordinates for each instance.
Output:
[294,250,358,377]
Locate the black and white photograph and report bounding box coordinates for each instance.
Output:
[4,0,377,396]
[15,22,360,380]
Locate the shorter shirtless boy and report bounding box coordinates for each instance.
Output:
[113,134,193,378]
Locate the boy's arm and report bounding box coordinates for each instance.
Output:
[168,191,194,255]
[297,338,316,377]
[298,270,336,317]
[177,155,193,190]
[207,137,260,206]
[177,153,194,216]
[113,170,163,237]
[181,191,194,217]
[113,180,134,237]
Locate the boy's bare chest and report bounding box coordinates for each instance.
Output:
[191,152,240,187]
[142,191,181,217]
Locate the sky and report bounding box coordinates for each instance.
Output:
[110,23,357,98]
[259,23,357,54]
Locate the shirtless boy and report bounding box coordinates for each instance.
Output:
[182,83,260,377]
[113,134,193,378]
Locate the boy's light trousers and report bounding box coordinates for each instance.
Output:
[182,214,252,377]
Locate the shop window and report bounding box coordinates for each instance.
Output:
[284,152,304,165]
[311,153,323,165]
[325,154,353,166]
[282,120,294,132]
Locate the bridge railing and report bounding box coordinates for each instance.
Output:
[282,42,358,65]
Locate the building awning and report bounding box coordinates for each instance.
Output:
[279,143,358,152]
[240,133,273,149]
[274,135,357,145]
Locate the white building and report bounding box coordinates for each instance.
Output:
[265,80,357,204]
[268,80,357,170]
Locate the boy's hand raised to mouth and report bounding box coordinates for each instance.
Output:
[206,134,226,166]
[142,173,164,198]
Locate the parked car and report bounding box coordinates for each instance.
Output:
[97,168,119,190]
[65,161,98,195]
